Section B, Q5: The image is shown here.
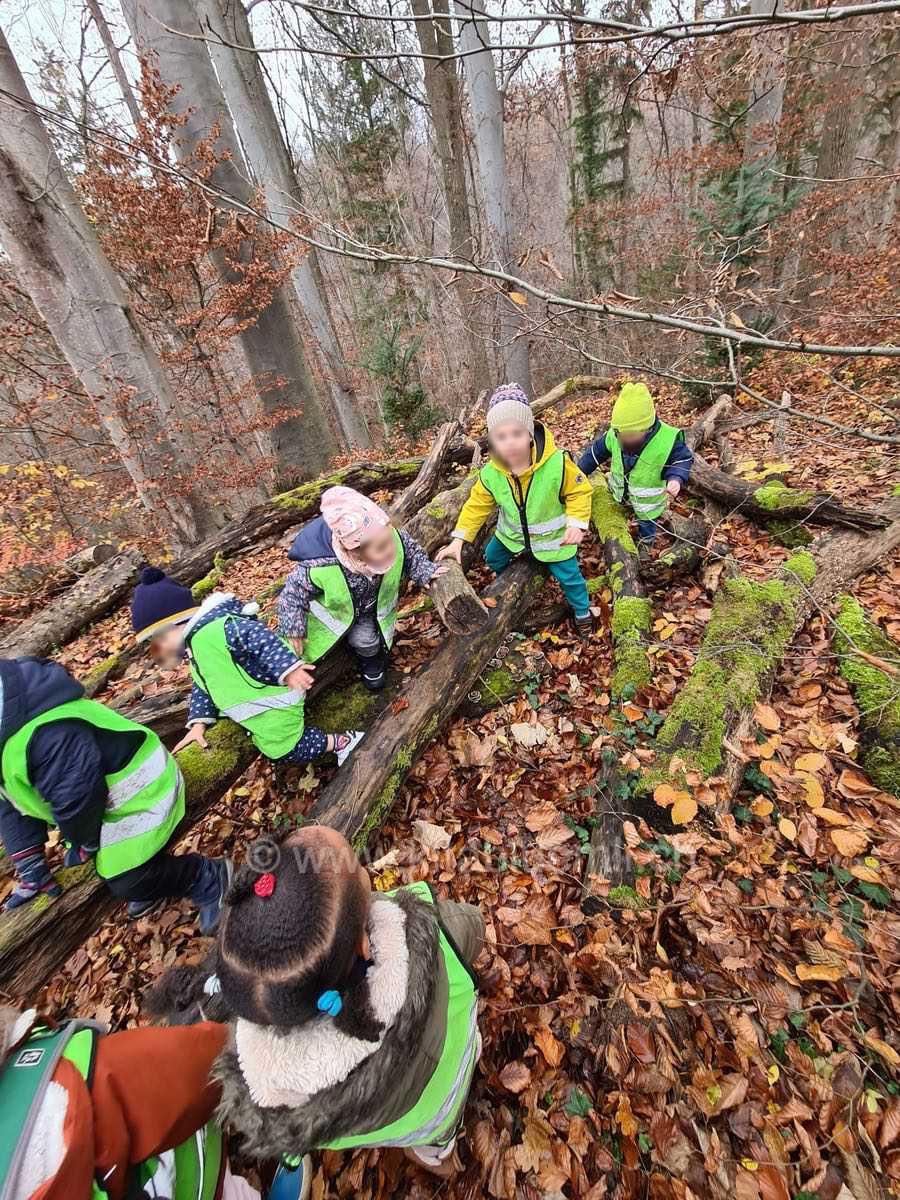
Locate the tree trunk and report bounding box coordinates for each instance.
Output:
[308,561,545,845]
[454,0,532,391]
[0,551,144,659]
[84,0,144,128]
[833,596,900,797]
[198,0,371,450]
[410,0,492,396]
[643,497,900,811]
[122,0,339,480]
[388,420,460,525]
[427,561,489,635]
[0,31,201,545]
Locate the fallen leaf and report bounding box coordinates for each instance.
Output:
[796,752,827,773]
[830,828,870,857]
[815,806,852,826]
[796,962,848,982]
[536,821,575,850]
[653,783,677,808]
[800,774,825,808]
[390,696,410,714]
[837,768,878,796]
[755,703,781,732]
[751,797,774,817]
[535,1025,564,1067]
[412,819,451,851]
[671,793,698,825]
[510,721,548,748]
[498,1060,532,1093]
[778,817,797,842]
[622,702,644,722]
[863,1031,900,1067]
[615,1093,639,1136]
[626,1022,656,1063]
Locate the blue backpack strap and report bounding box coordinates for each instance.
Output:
[0,1020,101,1200]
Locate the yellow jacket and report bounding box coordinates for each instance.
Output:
[451,423,593,543]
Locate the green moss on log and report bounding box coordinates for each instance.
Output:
[176,719,252,794]
[833,596,900,796]
[608,885,648,910]
[753,482,816,512]
[645,573,805,786]
[767,519,814,549]
[591,480,636,552]
[272,462,420,512]
[611,596,653,696]
[308,681,380,731]
[351,714,440,850]
[783,551,817,585]
[82,653,122,694]
[191,553,229,601]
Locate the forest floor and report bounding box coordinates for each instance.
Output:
[14,383,900,1200]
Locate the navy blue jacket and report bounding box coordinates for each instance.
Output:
[578,419,694,486]
[0,658,142,856]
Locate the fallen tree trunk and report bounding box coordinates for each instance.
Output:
[308,561,546,846]
[590,479,651,697]
[643,497,900,812]
[427,561,489,635]
[389,420,460,525]
[833,596,900,797]
[0,550,144,659]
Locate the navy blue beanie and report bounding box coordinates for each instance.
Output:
[131,566,198,643]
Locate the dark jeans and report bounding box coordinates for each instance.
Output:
[637,519,658,543]
[106,850,203,903]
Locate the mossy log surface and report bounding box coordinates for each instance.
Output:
[833,596,900,796]
[308,561,546,848]
[590,479,652,697]
[0,549,144,659]
[644,498,900,810]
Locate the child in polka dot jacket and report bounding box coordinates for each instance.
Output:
[131,567,365,769]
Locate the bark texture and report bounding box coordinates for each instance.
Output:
[644,497,900,810]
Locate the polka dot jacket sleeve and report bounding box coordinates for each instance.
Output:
[225,616,302,686]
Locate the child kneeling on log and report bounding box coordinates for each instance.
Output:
[0,656,229,931]
[578,381,693,546]
[277,486,445,692]
[154,825,485,1179]
[438,383,595,637]
[131,568,364,767]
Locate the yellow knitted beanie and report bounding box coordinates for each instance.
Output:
[610,382,656,433]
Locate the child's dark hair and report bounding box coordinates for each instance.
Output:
[216,830,382,1042]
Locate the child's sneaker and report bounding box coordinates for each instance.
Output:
[359,654,387,692]
[127,898,163,921]
[574,613,594,638]
[190,857,233,936]
[334,730,365,765]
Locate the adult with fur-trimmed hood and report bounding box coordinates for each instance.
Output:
[0,656,228,931]
[149,825,485,1179]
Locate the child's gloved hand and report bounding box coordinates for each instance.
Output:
[561,526,586,546]
[665,478,682,498]
[173,723,210,754]
[284,661,316,693]
[436,539,463,564]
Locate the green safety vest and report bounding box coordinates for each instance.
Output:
[324,881,479,1152]
[480,450,576,563]
[0,699,184,880]
[605,421,681,520]
[304,529,405,663]
[0,1021,223,1200]
[188,616,305,759]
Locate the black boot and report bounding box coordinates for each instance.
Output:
[357,649,388,692]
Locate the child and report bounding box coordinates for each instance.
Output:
[578,381,693,545]
[153,825,485,1177]
[438,383,594,636]
[0,1003,305,1199]
[277,486,445,692]
[131,568,364,767]
[0,656,229,932]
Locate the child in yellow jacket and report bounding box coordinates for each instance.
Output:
[438,383,594,636]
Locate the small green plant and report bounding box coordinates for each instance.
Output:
[365,322,439,438]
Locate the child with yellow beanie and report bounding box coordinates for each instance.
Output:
[578,381,693,544]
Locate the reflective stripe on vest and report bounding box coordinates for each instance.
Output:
[0,699,184,880]
[480,451,577,564]
[605,422,681,520]
[325,880,479,1151]
[188,617,304,760]
[304,530,406,662]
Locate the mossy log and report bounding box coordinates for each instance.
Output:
[308,561,546,848]
[833,596,900,796]
[389,420,460,525]
[644,498,900,812]
[641,512,729,588]
[590,480,652,697]
[687,455,888,533]
[0,550,144,659]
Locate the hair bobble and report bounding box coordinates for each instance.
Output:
[317,990,343,1017]
[253,872,276,898]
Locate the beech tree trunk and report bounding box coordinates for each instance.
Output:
[122,0,339,480]
[645,496,900,812]
[454,0,531,390]
[0,551,144,659]
[411,0,493,394]
[308,561,545,844]
[0,31,202,545]
[197,0,371,450]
